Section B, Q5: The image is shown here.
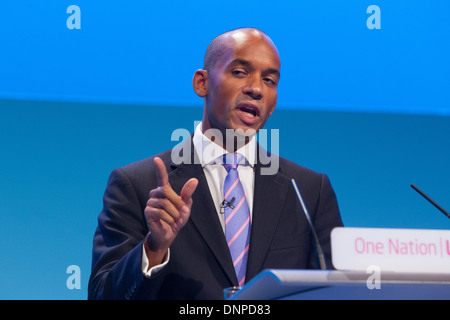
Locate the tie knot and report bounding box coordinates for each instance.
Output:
[223,153,244,172]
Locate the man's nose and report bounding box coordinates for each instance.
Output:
[243,76,263,100]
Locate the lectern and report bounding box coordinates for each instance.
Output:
[229,227,450,299]
[229,269,450,300]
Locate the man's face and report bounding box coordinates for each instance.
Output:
[202,31,281,141]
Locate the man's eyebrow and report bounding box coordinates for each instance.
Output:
[229,59,280,78]
[229,58,252,68]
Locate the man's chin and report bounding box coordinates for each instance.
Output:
[222,126,257,152]
[229,118,262,135]
[227,126,258,136]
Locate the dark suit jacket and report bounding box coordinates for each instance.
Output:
[88,141,343,300]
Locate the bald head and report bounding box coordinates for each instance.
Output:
[192,27,280,145]
[203,27,279,73]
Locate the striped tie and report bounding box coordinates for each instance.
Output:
[222,153,251,286]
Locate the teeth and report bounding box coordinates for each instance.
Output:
[244,111,255,117]
[239,106,257,117]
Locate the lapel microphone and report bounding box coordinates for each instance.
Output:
[220,197,236,214]
[291,179,327,270]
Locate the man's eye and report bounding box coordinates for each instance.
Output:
[232,70,246,76]
[264,78,277,86]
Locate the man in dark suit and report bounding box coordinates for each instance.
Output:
[88,27,343,300]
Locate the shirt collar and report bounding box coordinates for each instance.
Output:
[193,122,256,167]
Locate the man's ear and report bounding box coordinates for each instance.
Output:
[192,69,208,97]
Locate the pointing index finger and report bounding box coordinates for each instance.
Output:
[154,157,169,187]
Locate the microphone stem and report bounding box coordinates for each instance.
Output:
[291,179,327,270]
[411,184,450,219]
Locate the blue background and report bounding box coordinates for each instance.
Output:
[0,1,449,299]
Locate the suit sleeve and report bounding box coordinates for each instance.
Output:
[88,167,150,300]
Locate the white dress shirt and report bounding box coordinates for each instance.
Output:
[141,122,256,277]
[192,122,256,231]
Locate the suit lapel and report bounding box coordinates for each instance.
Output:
[168,139,237,285]
[167,138,291,285]
[246,151,291,281]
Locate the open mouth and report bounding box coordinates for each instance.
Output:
[236,103,260,119]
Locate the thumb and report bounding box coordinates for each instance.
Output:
[180,178,199,208]
[176,178,198,230]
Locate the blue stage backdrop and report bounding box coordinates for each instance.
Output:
[0,1,449,299]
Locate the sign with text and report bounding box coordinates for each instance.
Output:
[331,227,450,273]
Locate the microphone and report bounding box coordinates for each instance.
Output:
[220,197,236,214]
[411,184,450,219]
[291,179,327,270]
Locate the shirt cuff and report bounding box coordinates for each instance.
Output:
[141,245,170,278]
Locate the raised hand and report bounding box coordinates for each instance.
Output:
[143,157,198,267]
